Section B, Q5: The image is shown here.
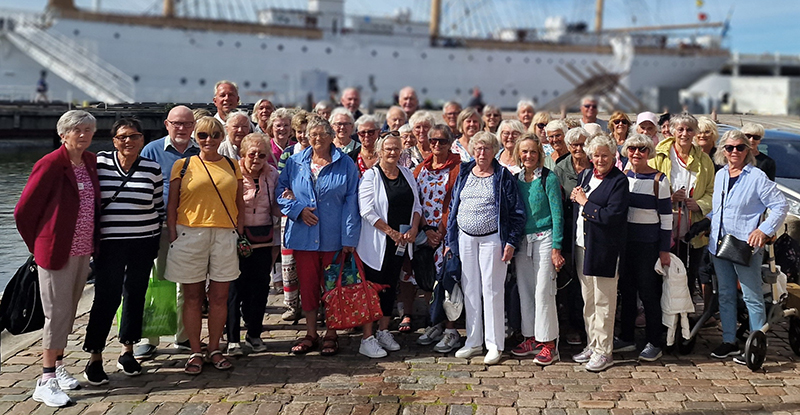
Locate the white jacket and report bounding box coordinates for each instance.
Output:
[356,165,422,271]
[656,253,695,346]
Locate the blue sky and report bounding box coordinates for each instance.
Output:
[4,0,799,55]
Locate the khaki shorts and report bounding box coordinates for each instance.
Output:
[165,224,240,284]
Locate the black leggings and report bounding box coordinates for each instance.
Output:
[227,246,273,341]
[363,236,406,317]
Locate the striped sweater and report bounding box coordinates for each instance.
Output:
[625,170,672,251]
[97,151,164,240]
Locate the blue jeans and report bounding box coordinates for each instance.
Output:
[712,249,765,344]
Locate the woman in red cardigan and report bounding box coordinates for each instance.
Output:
[15,110,101,408]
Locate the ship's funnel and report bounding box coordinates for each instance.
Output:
[47,0,76,11]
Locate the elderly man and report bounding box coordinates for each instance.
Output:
[579,95,606,132]
[398,86,419,119]
[218,110,251,160]
[212,80,240,125]
[135,105,200,359]
[340,87,363,120]
[383,105,407,132]
[442,101,462,134]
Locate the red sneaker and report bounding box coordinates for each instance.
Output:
[511,337,543,357]
[534,341,559,366]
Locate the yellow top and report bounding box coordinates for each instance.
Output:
[171,156,242,228]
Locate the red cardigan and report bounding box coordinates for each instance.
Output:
[15,145,101,270]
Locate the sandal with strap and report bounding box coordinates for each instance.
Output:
[207,350,233,370]
[290,334,319,355]
[184,353,204,375]
[320,334,339,357]
[399,315,413,333]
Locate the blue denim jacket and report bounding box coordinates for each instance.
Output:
[277,144,361,251]
[708,164,788,255]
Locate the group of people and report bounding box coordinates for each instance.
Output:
[15,81,789,407]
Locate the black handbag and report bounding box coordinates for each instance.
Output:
[411,245,436,292]
[0,256,45,335]
[714,188,753,266]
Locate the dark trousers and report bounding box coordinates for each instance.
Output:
[556,251,585,333]
[673,241,705,294]
[227,246,273,341]
[619,240,664,347]
[84,236,159,353]
[363,236,406,317]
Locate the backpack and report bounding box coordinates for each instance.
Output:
[0,256,45,335]
[775,226,800,284]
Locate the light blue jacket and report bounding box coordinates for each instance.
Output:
[277,144,361,251]
[708,164,787,256]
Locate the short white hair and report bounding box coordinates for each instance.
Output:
[516,100,535,113]
[328,107,354,124]
[469,131,501,155]
[409,110,435,128]
[544,119,568,135]
[57,110,96,135]
[355,114,380,130]
[565,127,590,146]
[585,134,617,159]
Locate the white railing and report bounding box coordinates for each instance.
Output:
[0,85,34,101]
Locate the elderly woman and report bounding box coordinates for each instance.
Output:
[82,119,163,385]
[225,133,281,356]
[650,113,715,306]
[530,112,552,153]
[482,105,502,134]
[218,111,251,160]
[277,115,360,356]
[510,134,564,365]
[15,110,100,407]
[165,116,243,374]
[446,131,526,365]
[742,122,776,181]
[708,130,787,361]
[252,98,275,134]
[544,120,570,167]
[496,119,525,174]
[384,106,408,133]
[278,110,311,173]
[695,116,722,171]
[453,107,483,162]
[398,124,421,169]
[329,107,360,157]
[265,108,295,169]
[351,115,382,174]
[356,133,422,358]
[516,100,536,130]
[614,134,672,362]
[609,111,632,167]
[405,110,433,166]
[314,100,333,121]
[569,135,630,372]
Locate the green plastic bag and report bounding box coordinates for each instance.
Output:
[117,275,177,338]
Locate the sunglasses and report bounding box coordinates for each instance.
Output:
[429,138,450,146]
[613,119,629,125]
[724,144,748,152]
[626,146,648,153]
[535,123,547,130]
[357,128,379,137]
[114,133,143,141]
[196,132,222,140]
[583,104,597,109]
[247,152,267,159]
[745,134,762,141]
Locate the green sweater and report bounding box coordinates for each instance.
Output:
[517,170,564,249]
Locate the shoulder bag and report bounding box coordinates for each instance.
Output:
[196,156,253,257]
[715,187,753,266]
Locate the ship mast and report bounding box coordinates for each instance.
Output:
[594,0,604,33]
[430,0,441,45]
[164,0,175,18]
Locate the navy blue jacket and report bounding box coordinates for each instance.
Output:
[573,167,630,277]
[445,159,526,256]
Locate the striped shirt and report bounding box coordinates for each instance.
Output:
[97,151,164,240]
[625,170,672,251]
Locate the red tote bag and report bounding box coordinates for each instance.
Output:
[322,251,388,330]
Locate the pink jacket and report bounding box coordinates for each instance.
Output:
[240,159,280,227]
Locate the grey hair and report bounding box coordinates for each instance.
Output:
[264,107,292,138]
[213,80,239,97]
[741,122,765,138]
[544,119,568,135]
[409,110,435,128]
[398,124,412,134]
[457,107,484,134]
[429,124,454,143]
[715,129,756,166]
[516,100,535,114]
[376,131,403,153]
[669,113,699,136]
[314,100,333,112]
[583,123,604,137]
[469,131,501,155]
[565,127,590,146]
[442,101,462,112]
[226,110,250,126]
[57,110,97,136]
[585,134,617,159]
[621,133,656,159]
[355,114,380,130]
[580,94,598,105]
[328,107,354,124]
[239,133,270,158]
[305,115,335,139]
[482,104,500,116]
[251,98,274,123]
[498,119,526,136]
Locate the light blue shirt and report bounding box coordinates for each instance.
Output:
[707,164,788,255]
[140,135,199,206]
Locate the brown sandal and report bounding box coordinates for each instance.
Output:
[320,335,339,356]
[290,334,319,355]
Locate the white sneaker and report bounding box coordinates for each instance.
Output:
[433,331,461,353]
[33,378,72,408]
[359,336,387,358]
[226,342,244,356]
[454,345,483,358]
[375,330,401,352]
[585,352,614,372]
[55,365,81,390]
[483,348,502,365]
[417,325,445,346]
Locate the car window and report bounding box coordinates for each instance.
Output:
[762,139,800,179]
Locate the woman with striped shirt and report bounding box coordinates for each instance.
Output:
[615,133,672,362]
[83,118,164,384]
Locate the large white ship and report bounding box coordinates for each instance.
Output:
[0,0,729,110]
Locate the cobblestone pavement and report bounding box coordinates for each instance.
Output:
[2,288,800,415]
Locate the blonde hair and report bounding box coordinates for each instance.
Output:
[195,116,224,136]
[239,133,270,158]
[513,133,544,169]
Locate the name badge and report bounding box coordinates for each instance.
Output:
[77,183,84,190]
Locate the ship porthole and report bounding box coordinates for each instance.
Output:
[524,57,530,63]
[261,82,267,89]
[542,90,547,96]
[73,29,80,36]
[499,89,506,96]
[301,46,308,53]
[468,55,474,61]
[421,53,427,59]
[199,79,206,86]
[449,54,455,60]
[278,44,284,51]
[547,58,553,64]
[455,88,461,95]
[217,40,224,47]
[393,51,399,58]
[261,43,267,49]
[235,41,241,48]
[421,88,428,94]
[506,57,512,63]
[113,33,120,39]
[371,50,377,57]
[325,47,332,54]
[487,56,493,62]
[180,77,187,85]
[190,39,196,45]
[244,81,250,88]
[536,58,541,64]
[512,90,518,96]
[133,75,140,83]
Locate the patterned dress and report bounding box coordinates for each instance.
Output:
[415,166,451,275]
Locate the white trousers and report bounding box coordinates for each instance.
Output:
[515,232,559,342]
[576,247,618,355]
[459,231,507,351]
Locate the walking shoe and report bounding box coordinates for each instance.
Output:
[638,343,662,362]
[565,330,582,346]
[710,342,740,359]
[417,325,444,346]
[246,335,267,353]
[434,331,461,353]
[33,378,72,407]
[55,365,81,390]
[585,353,614,372]
[635,308,646,328]
[172,340,207,351]
[454,345,483,359]
[282,307,302,321]
[534,342,559,366]
[375,330,401,352]
[83,360,109,386]
[732,353,748,366]
[572,347,593,363]
[359,336,387,358]
[511,337,543,357]
[613,337,635,353]
[133,343,157,360]
[116,352,142,376]
[226,342,244,356]
[483,348,502,365]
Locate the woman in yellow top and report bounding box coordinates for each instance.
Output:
[648,113,715,305]
[165,116,244,375]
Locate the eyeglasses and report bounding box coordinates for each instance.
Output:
[583,104,597,109]
[745,134,762,141]
[626,146,648,153]
[473,147,491,154]
[485,113,501,118]
[196,132,222,140]
[309,132,330,139]
[333,122,352,128]
[357,128,379,137]
[247,152,267,159]
[535,123,546,130]
[382,147,402,153]
[430,138,450,146]
[500,131,521,138]
[546,133,564,140]
[167,120,194,128]
[114,133,143,141]
[569,142,585,148]
[381,130,400,138]
[444,112,460,117]
[724,144,748,153]
[613,119,629,125]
